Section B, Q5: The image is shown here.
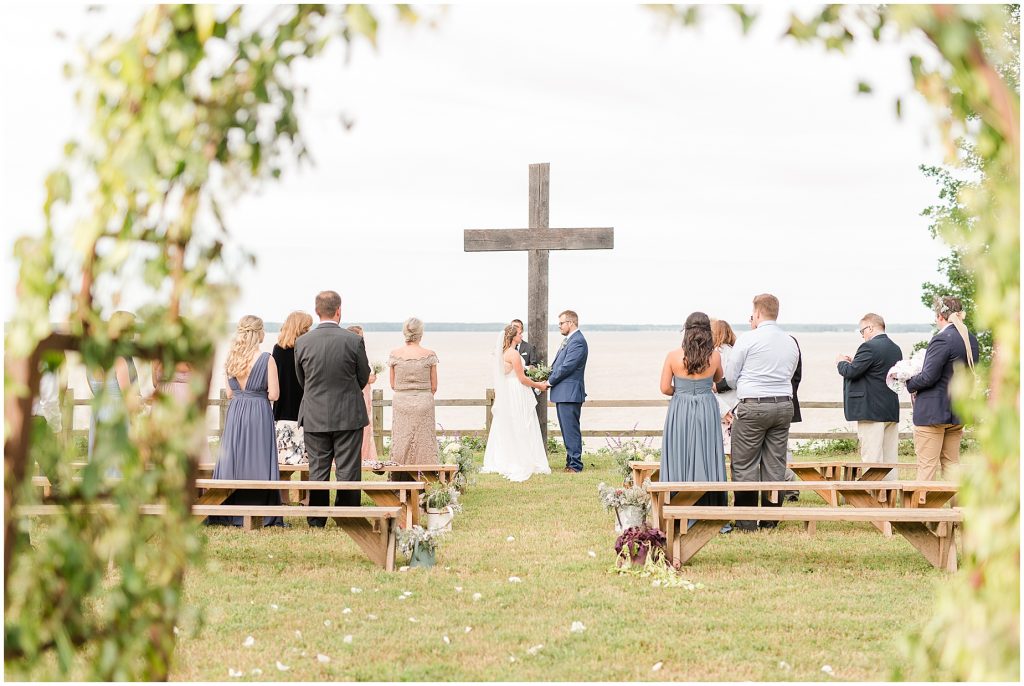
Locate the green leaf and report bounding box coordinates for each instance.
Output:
[344,4,378,45]
[857,80,872,94]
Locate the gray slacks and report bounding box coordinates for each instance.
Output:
[730,399,793,529]
[304,428,364,527]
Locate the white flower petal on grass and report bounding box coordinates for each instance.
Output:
[403,591,413,597]
[399,566,410,572]
[821,665,834,676]
[294,630,302,639]
[242,636,255,648]
[276,661,290,672]
[508,576,522,583]
[454,586,463,593]
[367,614,378,620]
[350,587,362,594]
[343,635,353,644]
[570,621,586,634]
[779,661,791,671]
[269,603,279,610]
[508,655,516,663]
[651,580,662,587]
[526,644,544,656]
[652,662,663,672]
[250,668,262,676]
[506,536,515,542]
[341,608,352,614]
[443,635,451,645]
[173,626,181,636]
[408,617,419,623]
[472,593,482,601]
[587,550,597,558]
[324,620,332,627]
[398,596,407,601]
[268,554,274,559]
[317,653,331,664]
[464,626,473,633]
[228,668,243,678]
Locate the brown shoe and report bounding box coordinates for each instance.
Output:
[563,467,580,473]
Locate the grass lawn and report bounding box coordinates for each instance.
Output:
[169,450,950,681]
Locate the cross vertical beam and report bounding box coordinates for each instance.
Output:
[528,163,550,441]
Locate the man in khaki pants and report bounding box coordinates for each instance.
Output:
[836,313,904,478]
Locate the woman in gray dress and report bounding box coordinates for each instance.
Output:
[208,315,285,527]
[659,312,728,509]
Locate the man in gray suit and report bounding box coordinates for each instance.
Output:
[295,290,371,527]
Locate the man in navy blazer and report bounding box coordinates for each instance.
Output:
[543,309,588,473]
[905,297,980,481]
[836,313,904,468]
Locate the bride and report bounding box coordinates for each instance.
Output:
[481,324,551,481]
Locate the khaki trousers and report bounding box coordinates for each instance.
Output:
[858,421,900,480]
[913,424,963,481]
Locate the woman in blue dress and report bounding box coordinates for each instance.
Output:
[208,315,285,527]
[659,312,728,513]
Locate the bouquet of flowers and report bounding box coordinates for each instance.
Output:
[525,363,552,382]
[886,348,927,393]
[397,525,447,557]
[597,482,651,513]
[371,361,385,376]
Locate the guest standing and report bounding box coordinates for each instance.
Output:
[209,315,284,527]
[295,291,371,527]
[835,313,904,473]
[389,317,440,465]
[347,325,379,462]
[724,294,800,532]
[273,311,314,464]
[659,313,727,507]
[905,297,979,481]
[710,319,738,458]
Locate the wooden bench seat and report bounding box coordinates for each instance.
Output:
[661,505,961,571]
[16,502,401,571]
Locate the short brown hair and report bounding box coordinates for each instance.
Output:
[753,294,779,320]
[710,319,736,348]
[559,310,578,326]
[315,290,341,318]
[278,310,313,348]
[346,325,364,336]
[860,313,885,331]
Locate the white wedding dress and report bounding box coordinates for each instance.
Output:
[481,338,551,482]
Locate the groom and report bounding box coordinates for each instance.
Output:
[543,309,588,473]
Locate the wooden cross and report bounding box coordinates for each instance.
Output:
[464,163,614,442]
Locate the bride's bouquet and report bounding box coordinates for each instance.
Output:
[371,361,385,376]
[525,363,552,382]
[886,349,927,393]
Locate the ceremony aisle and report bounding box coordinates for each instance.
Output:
[173,450,952,681]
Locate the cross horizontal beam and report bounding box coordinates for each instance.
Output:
[464,227,614,252]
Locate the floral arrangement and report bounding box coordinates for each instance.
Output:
[614,525,667,566]
[886,349,927,393]
[371,361,385,376]
[607,547,704,590]
[597,482,651,513]
[421,481,462,513]
[525,363,552,382]
[596,434,660,485]
[438,433,479,491]
[397,525,446,557]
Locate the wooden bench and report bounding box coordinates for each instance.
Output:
[15,503,401,571]
[661,505,961,571]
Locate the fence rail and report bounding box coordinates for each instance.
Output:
[62,388,914,454]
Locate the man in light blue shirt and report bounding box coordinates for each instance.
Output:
[725,294,799,531]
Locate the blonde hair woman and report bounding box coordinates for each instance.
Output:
[347,325,379,462]
[388,317,440,464]
[208,315,285,527]
[273,311,314,464]
[905,297,980,481]
[710,319,738,457]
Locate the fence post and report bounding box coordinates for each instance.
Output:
[485,388,495,436]
[61,385,74,446]
[372,388,385,456]
[218,389,227,437]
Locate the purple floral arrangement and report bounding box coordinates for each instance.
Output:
[614,524,667,565]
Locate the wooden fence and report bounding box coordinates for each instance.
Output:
[61,387,914,455]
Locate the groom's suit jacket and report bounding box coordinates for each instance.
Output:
[516,340,539,368]
[548,331,587,404]
[294,322,371,432]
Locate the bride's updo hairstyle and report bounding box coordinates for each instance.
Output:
[682,311,714,374]
[403,317,424,343]
[502,324,518,351]
[225,315,264,379]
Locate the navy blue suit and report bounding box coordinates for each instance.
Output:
[548,330,588,471]
[906,325,980,426]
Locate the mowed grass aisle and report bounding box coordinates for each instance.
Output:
[172,452,944,681]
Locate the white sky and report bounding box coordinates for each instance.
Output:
[1,2,952,328]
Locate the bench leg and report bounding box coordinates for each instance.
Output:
[336,517,394,570]
[674,519,726,566]
[892,521,958,572]
[804,520,816,536]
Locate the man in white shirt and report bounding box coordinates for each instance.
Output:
[725,294,799,531]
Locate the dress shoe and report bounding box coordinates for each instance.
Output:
[563,467,580,473]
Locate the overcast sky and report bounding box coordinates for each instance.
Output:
[2,3,953,328]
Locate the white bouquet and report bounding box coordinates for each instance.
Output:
[886,349,928,393]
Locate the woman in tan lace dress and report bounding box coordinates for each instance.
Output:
[389,317,439,465]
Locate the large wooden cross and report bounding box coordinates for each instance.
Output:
[464,163,614,441]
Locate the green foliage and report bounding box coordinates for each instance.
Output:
[792,435,860,456]
[4,4,417,680]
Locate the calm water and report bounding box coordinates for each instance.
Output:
[66,330,928,447]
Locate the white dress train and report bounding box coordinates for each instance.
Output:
[481,368,551,482]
